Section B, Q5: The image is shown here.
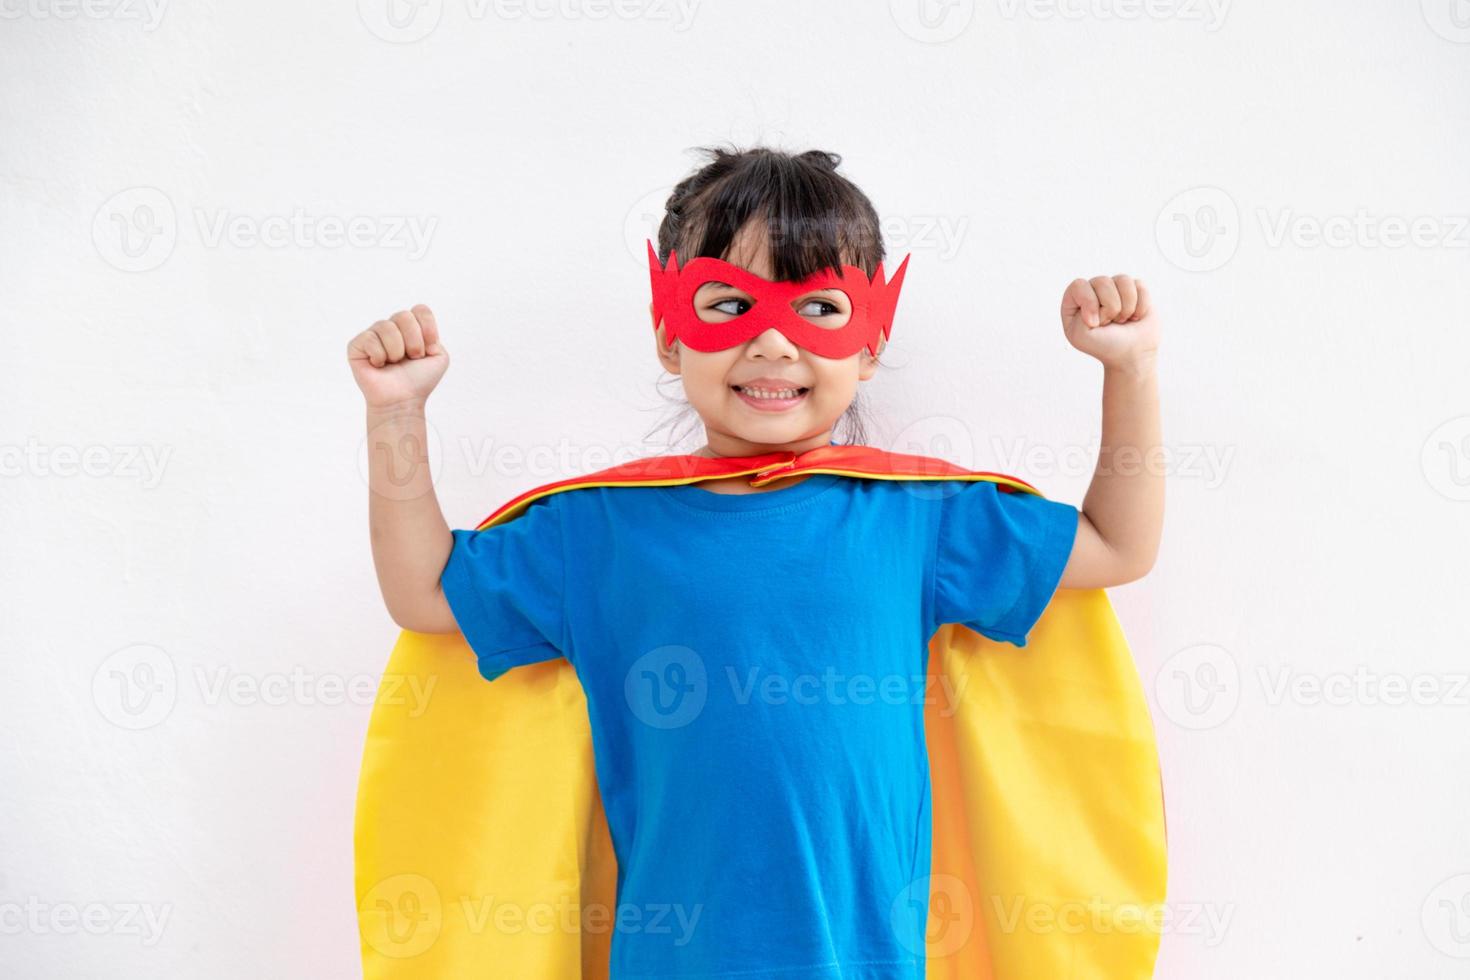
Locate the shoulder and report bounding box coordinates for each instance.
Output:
[930,476,1077,537]
[473,454,695,528]
[472,485,575,535]
[867,474,1038,509]
[825,446,1037,493]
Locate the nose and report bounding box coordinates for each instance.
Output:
[746,326,800,358]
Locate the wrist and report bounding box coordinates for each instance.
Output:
[1102,353,1158,382]
[365,396,430,420]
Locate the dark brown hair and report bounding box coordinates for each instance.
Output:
[649,144,889,448]
[655,145,888,280]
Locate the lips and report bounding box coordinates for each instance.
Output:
[731,383,810,411]
[730,375,810,394]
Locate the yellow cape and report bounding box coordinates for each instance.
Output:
[354,448,1168,978]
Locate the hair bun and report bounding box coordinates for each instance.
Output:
[797,149,842,172]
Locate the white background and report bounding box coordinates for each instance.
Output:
[3,1,1469,977]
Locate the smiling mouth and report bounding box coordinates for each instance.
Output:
[731,384,809,398]
[730,384,810,410]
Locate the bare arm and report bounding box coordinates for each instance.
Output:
[349,305,458,633]
[1055,276,1165,589]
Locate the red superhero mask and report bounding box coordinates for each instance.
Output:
[647,239,910,360]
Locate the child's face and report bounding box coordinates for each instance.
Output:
[650,220,882,454]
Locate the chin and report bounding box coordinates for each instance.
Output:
[717,414,805,444]
[731,421,808,443]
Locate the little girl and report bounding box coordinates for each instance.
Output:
[348,146,1163,979]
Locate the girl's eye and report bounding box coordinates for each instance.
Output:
[711,297,750,317]
[797,299,841,318]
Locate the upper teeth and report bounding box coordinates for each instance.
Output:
[739,386,802,399]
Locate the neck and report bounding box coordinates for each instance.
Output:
[694,430,835,460]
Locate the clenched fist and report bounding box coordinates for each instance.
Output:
[1060,275,1160,371]
[348,304,450,409]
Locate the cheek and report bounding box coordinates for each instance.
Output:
[678,350,737,393]
[811,380,856,410]
[809,356,864,394]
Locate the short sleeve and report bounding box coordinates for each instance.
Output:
[440,496,566,682]
[931,481,1079,647]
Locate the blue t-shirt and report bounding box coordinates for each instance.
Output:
[440,467,1078,979]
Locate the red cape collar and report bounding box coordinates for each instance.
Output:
[475,444,1037,530]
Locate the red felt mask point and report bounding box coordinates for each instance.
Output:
[647,239,909,360]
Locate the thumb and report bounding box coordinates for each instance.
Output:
[1062,279,1101,328]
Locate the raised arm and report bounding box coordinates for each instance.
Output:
[1055,276,1164,589]
[347,304,459,633]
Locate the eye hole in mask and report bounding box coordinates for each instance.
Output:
[649,240,909,360]
[695,281,855,331]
